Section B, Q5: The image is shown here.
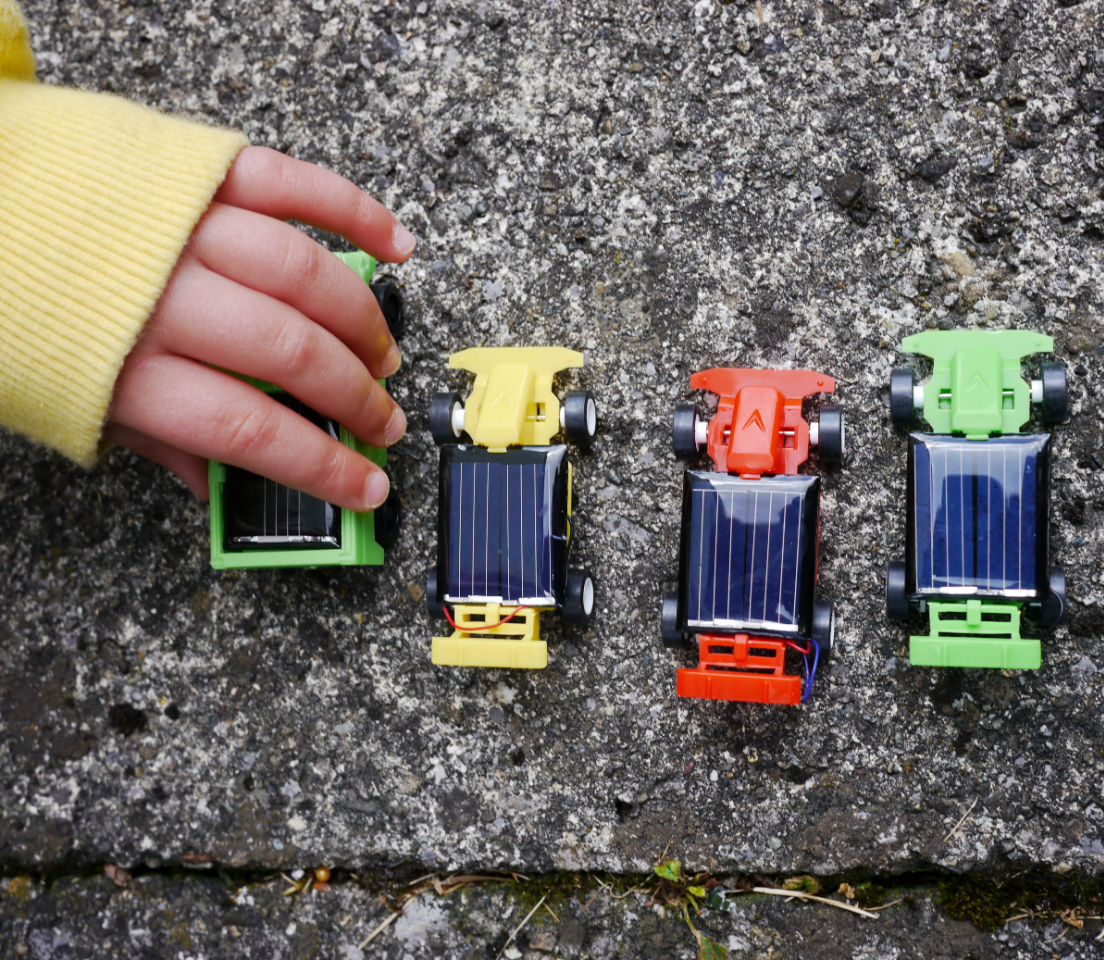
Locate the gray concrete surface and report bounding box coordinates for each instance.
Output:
[3,0,1104,954]
[4,871,1103,960]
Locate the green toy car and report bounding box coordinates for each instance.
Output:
[886,330,1068,669]
[208,251,404,569]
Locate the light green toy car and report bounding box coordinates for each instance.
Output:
[886,329,1068,669]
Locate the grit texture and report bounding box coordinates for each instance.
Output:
[2,0,1103,955]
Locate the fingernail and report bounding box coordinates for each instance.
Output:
[381,344,402,378]
[392,223,416,257]
[364,470,390,510]
[384,406,407,446]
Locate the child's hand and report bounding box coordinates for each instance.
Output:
[103,146,415,510]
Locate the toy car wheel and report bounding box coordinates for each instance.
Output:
[1038,566,1067,629]
[811,601,834,661]
[563,568,596,626]
[373,485,402,551]
[430,392,463,445]
[660,590,686,648]
[1040,362,1068,424]
[672,403,701,459]
[818,405,845,463]
[886,560,909,621]
[564,391,598,447]
[370,282,405,341]
[426,566,448,620]
[890,368,917,427]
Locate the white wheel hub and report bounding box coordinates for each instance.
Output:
[809,421,820,447]
[913,385,925,410]
[1030,379,1043,403]
[694,417,709,448]
[451,402,465,438]
[586,398,597,437]
[582,578,594,615]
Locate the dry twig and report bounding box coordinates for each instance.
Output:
[942,797,979,844]
[867,899,904,912]
[358,909,401,949]
[745,887,878,919]
[495,895,548,960]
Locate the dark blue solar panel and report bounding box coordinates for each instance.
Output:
[911,434,1050,597]
[681,473,817,634]
[224,393,342,550]
[441,446,567,605]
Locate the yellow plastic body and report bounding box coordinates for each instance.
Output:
[449,346,584,451]
[432,604,546,669]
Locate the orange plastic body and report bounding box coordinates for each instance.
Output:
[677,367,835,705]
[676,634,803,705]
[690,368,836,478]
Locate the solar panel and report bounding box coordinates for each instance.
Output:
[223,393,342,551]
[908,433,1050,598]
[678,472,819,636]
[438,445,569,606]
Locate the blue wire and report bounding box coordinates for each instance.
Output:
[802,638,820,703]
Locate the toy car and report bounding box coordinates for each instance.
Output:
[885,330,1068,669]
[208,251,404,569]
[425,347,597,669]
[662,368,843,705]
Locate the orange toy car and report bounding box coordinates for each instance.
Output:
[662,368,843,705]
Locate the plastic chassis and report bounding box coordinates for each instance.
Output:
[427,347,597,669]
[667,368,841,705]
[208,250,397,569]
[887,330,1068,668]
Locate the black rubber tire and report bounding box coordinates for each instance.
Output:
[563,568,596,626]
[672,403,700,459]
[818,405,845,463]
[886,560,910,622]
[1040,362,1068,424]
[890,367,917,427]
[563,391,598,447]
[811,600,834,661]
[370,282,405,341]
[430,392,462,446]
[373,486,402,551]
[661,590,685,648]
[426,566,448,621]
[1038,566,1067,629]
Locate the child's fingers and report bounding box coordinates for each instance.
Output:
[112,354,391,510]
[102,423,211,499]
[152,256,406,450]
[189,204,399,378]
[216,146,416,263]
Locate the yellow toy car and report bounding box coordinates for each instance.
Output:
[425,347,598,669]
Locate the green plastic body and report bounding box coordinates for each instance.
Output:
[208,251,389,570]
[909,599,1040,670]
[903,329,1053,438]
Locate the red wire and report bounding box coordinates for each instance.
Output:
[442,605,530,632]
[783,639,811,655]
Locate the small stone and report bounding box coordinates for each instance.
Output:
[769,837,782,850]
[832,170,864,208]
[918,156,956,184]
[1074,656,1097,676]
[408,584,425,602]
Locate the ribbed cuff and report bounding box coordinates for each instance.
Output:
[0,79,247,465]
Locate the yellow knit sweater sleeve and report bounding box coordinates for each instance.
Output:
[0,0,247,466]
